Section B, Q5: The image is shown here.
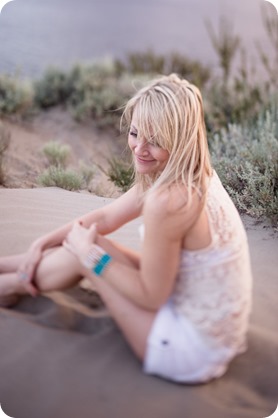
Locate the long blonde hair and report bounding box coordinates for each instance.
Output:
[121,73,212,203]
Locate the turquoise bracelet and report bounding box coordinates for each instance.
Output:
[93,253,112,276]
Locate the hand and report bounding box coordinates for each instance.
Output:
[17,242,42,297]
[63,221,98,261]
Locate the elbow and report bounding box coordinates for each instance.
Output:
[140,281,168,311]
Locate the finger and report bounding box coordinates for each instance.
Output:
[18,271,29,281]
[63,240,73,254]
[88,224,97,241]
[73,220,82,229]
[24,282,39,297]
[17,271,37,297]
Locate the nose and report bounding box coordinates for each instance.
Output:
[134,140,149,156]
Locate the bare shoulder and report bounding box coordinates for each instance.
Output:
[143,185,203,240]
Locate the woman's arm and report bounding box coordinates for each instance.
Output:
[65,187,199,310]
[18,185,142,295]
[33,185,142,252]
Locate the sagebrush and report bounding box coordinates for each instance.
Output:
[210,98,278,225]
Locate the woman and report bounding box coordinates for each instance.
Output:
[0,74,253,383]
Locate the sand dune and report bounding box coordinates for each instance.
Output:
[0,187,277,418]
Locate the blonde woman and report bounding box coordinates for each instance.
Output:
[0,74,253,383]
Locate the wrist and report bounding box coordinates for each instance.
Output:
[82,244,112,277]
[31,239,44,251]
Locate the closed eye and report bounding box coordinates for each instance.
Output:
[148,139,161,148]
[129,130,138,137]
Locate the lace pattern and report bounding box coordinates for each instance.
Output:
[172,172,253,354]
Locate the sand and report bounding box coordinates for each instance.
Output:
[0,187,277,418]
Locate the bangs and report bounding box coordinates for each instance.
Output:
[130,92,171,151]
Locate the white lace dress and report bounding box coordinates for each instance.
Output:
[142,171,253,382]
[172,171,253,355]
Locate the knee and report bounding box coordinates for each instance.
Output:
[34,246,82,292]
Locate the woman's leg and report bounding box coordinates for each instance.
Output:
[1,237,155,362]
[34,234,140,291]
[0,235,139,296]
[0,254,26,273]
[93,276,156,361]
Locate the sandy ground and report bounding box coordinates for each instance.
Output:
[0,187,277,418]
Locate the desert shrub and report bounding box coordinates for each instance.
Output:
[67,64,134,126]
[41,141,71,168]
[0,74,34,116]
[210,99,278,225]
[205,16,240,88]
[115,50,211,88]
[34,67,70,108]
[204,78,263,134]
[78,160,95,188]
[99,157,134,192]
[204,10,277,133]
[38,166,83,191]
[0,122,10,184]
[256,5,278,89]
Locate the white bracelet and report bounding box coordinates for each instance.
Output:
[82,245,105,270]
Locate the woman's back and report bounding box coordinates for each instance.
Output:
[172,171,253,356]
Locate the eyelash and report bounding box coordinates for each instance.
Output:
[129,131,161,148]
[149,140,160,147]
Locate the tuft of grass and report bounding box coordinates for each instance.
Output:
[38,166,83,191]
[99,157,134,192]
[41,141,71,168]
[0,122,10,185]
[210,99,278,225]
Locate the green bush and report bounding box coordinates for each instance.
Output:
[67,63,134,125]
[38,166,83,191]
[0,74,34,116]
[34,67,70,108]
[41,141,71,168]
[210,99,278,225]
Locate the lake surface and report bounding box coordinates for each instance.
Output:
[0,0,275,79]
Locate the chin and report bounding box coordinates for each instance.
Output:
[135,165,156,175]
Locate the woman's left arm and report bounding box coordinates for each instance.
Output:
[63,190,195,310]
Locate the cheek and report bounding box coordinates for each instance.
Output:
[154,149,170,163]
[128,136,135,150]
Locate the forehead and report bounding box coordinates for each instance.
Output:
[130,105,156,136]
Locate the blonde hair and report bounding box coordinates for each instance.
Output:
[121,73,212,203]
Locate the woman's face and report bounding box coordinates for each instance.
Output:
[128,114,170,175]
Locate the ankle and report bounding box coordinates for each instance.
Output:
[0,273,27,296]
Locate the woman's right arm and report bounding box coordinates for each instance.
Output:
[19,185,142,292]
[34,185,142,251]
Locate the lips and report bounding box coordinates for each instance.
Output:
[136,156,155,163]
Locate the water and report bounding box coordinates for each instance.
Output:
[0,0,275,79]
